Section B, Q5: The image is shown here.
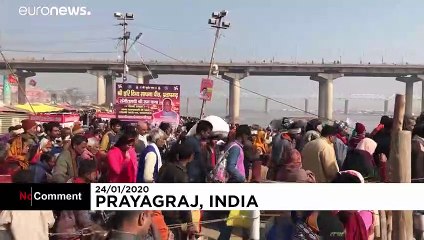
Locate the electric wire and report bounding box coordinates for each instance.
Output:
[132,40,347,124]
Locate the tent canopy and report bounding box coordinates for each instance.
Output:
[15,103,63,113]
[187,115,229,137]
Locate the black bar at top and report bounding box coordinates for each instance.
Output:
[0,184,91,210]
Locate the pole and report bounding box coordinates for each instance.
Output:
[199,17,222,119]
[123,17,128,82]
[249,210,260,240]
[225,98,229,115]
[186,97,189,115]
[389,94,413,240]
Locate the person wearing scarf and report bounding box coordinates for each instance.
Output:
[269,127,297,181]
[348,123,366,149]
[251,130,270,182]
[137,129,166,183]
[342,138,377,180]
[276,149,315,183]
[253,130,269,156]
[370,116,390,138]
[335,121,349,145]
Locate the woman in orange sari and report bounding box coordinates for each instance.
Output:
[251,130,270,182]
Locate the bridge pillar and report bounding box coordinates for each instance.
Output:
[304,98,309,113]
[344,99,349,115]
[88,70,112,105]
[418,75,424,113]
[265,98,269,113]
[15,70,36,105]
[223,72,248,124]
[105,75,116,108]
[130,71,158,84]
[384,99,389,115]
[396,76,421,117]
[310,73,343,120]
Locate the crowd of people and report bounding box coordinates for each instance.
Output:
[0,112,422,240]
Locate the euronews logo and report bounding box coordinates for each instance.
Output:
[19,6,91,16]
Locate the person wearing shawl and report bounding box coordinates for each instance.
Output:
[276,149,315,183]
[253,130,269,156]
[348,123,366,149]
[342,138,377,180]
[6,135,30,170]
[251,130,270,182]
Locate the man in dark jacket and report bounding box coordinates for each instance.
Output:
[412,123,424,181]
[30,152,56,183]
[243,137,255,180]
[157,141,196,239]
[186,120,213,183]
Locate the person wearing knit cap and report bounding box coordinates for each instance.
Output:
[21,119,39,147]
[348,122,366,149]
[302,125,339,183]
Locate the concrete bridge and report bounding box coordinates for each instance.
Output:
[2,59,424,122]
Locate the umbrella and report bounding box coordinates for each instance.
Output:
[187,115,230,137]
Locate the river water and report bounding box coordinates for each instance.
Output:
[180,97,391,130]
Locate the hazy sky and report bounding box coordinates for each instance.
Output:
[0,0,423,112]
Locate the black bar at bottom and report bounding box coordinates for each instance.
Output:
[0,184,91,210]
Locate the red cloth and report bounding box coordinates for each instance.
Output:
[210,146,216,168]
[336,133,348,145]
[107,146,138,183]
[72,177,87,183]
[30,150,42,164]
[342,211,368,240]
[8,74,17,84]
[370,124,384,137]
